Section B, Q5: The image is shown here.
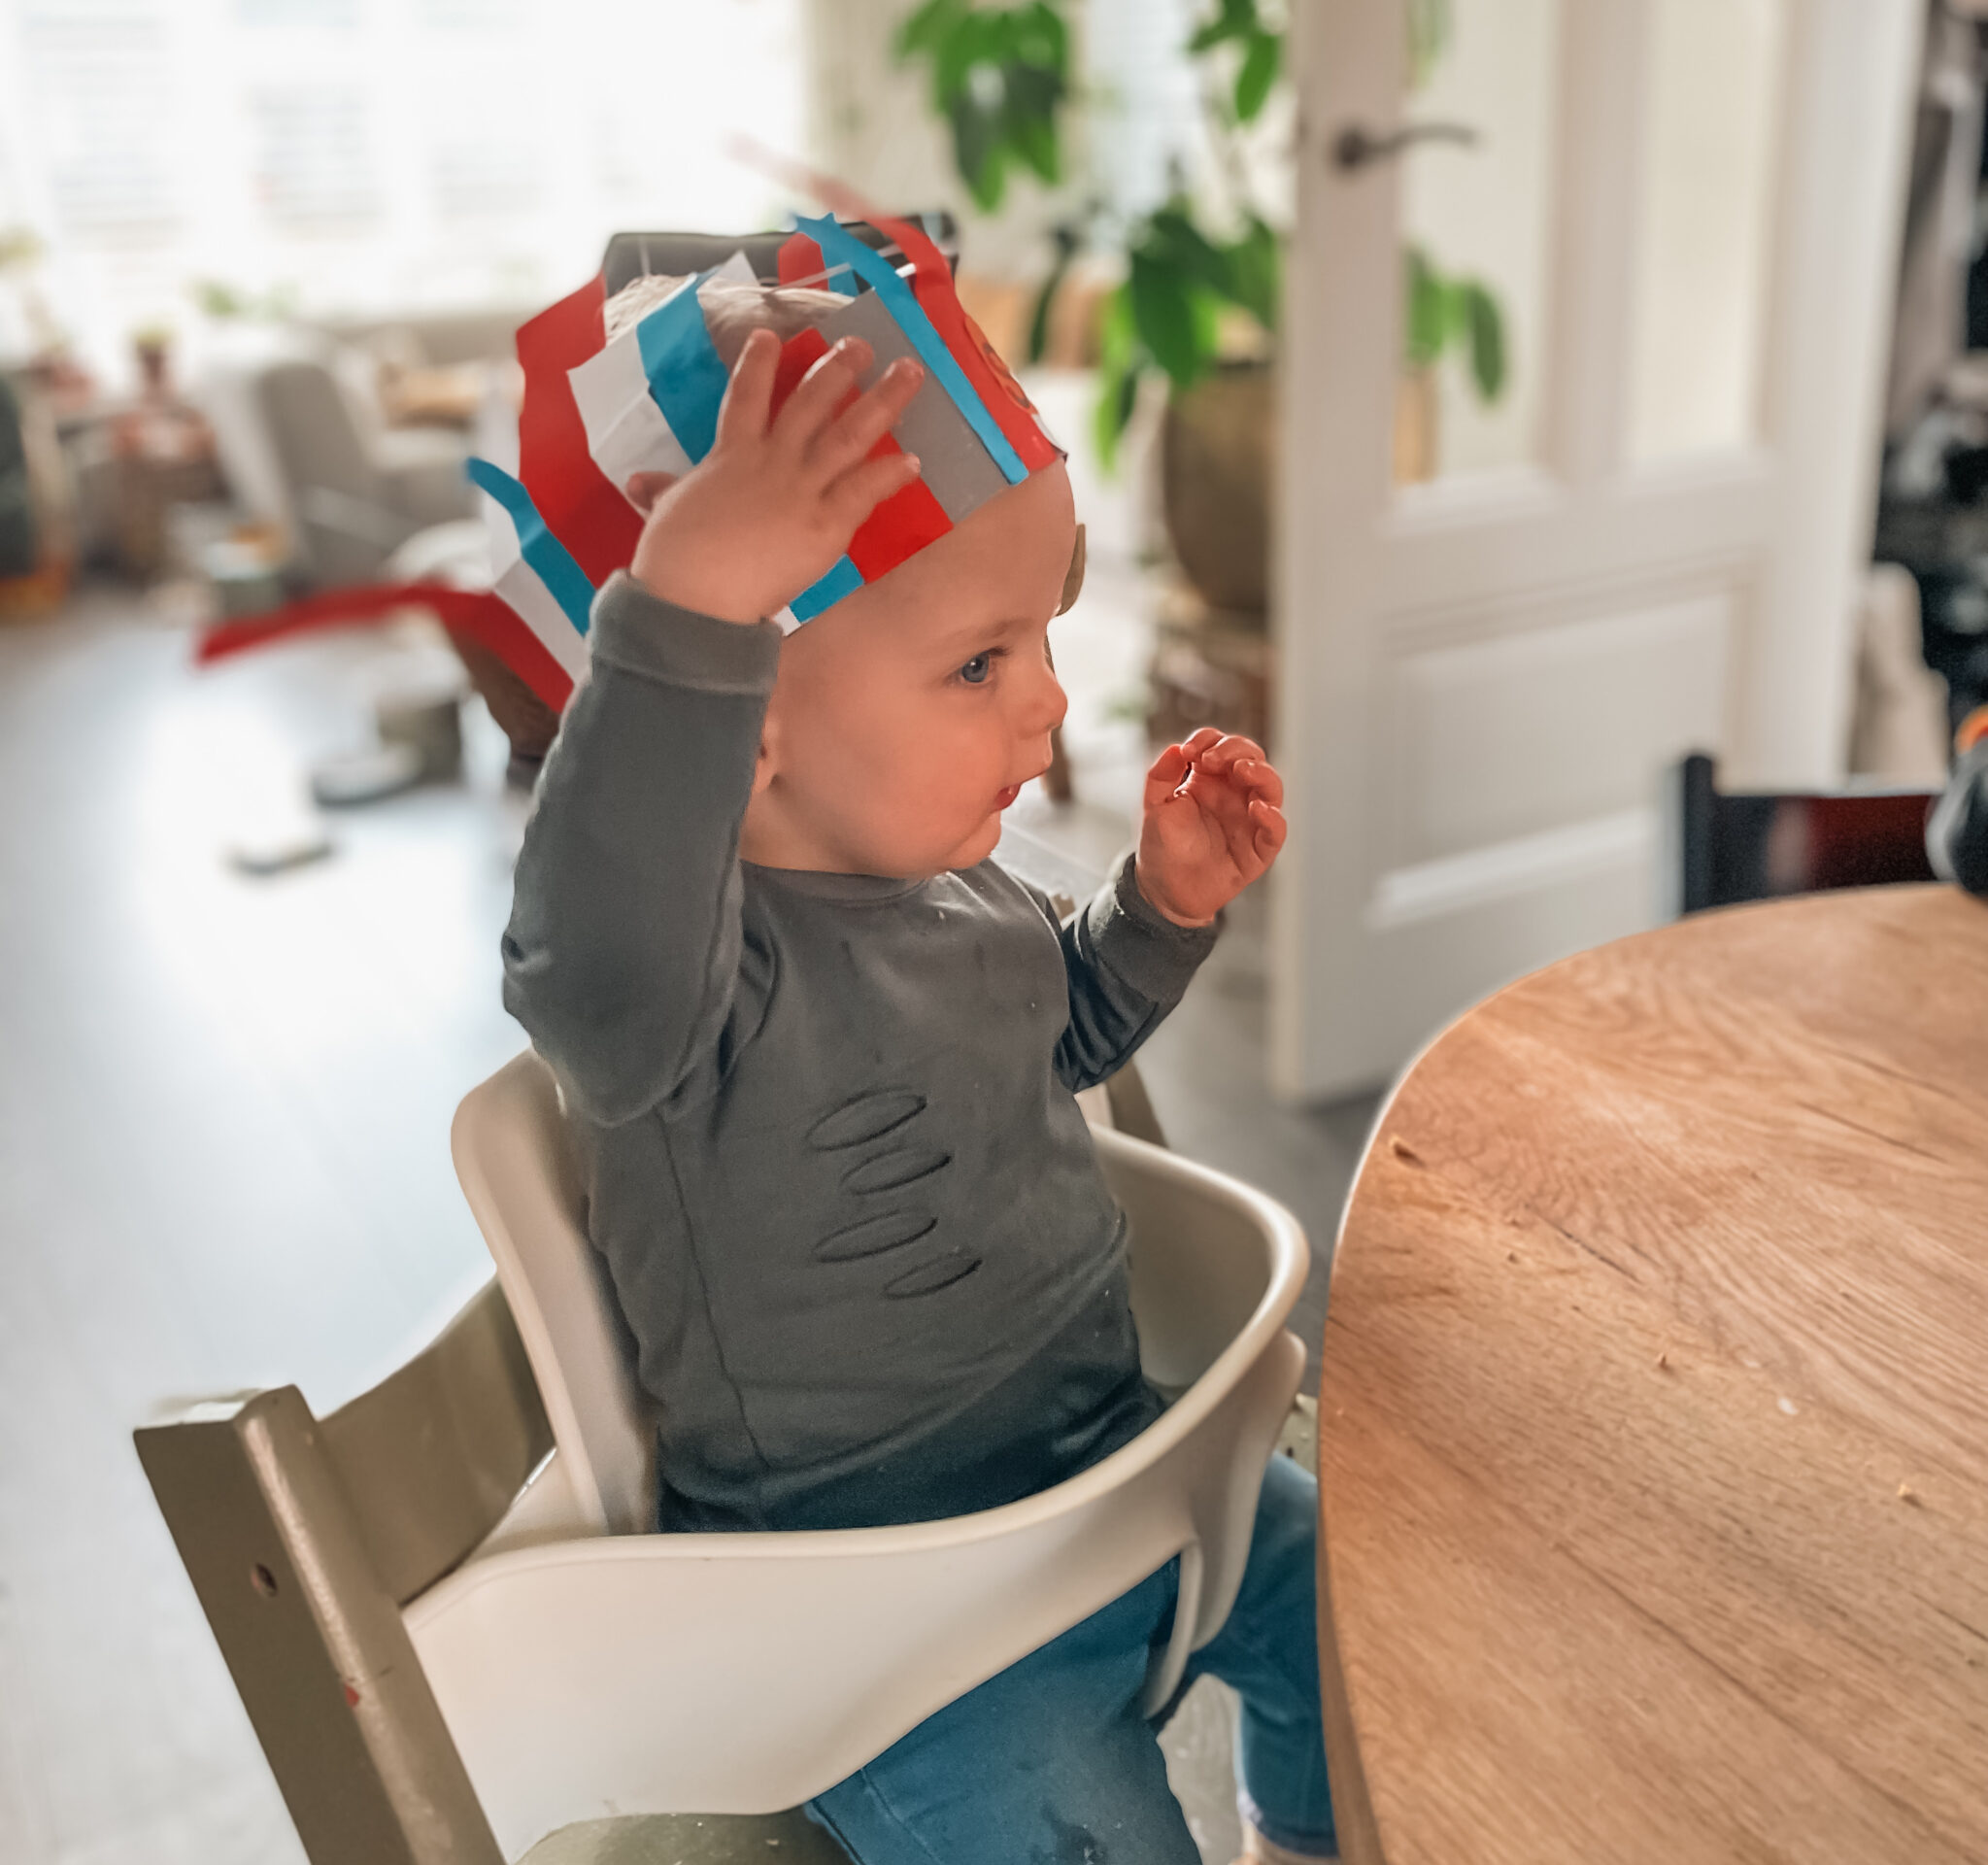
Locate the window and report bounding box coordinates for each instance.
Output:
[0,0,803,383]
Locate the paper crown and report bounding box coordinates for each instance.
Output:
[466,213,1061,713]
[194,215,1059,721]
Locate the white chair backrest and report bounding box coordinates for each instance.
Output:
[451,1051,654,1534]
[452,1047,1293,1538]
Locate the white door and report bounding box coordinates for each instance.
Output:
[1270,0,1923,1100]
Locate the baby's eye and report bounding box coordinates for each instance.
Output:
[958,652,994,686]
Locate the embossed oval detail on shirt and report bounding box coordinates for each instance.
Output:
[842,1147,951,1196]
[806,1090,927,1151]
[813,1210,936,1262]
[883,1251,983,1299]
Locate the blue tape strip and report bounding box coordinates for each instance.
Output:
[794,214,1028,486]
[465,457,595,636]
[788,554,864,624]
[636,275,730,464]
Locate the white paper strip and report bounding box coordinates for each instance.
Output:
[481,486,590,683]
[567,254,756,504]
[569,329,692,495]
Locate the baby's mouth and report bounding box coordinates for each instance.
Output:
[993,783,1023,810]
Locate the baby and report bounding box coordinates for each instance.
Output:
[503,276,1335,1864]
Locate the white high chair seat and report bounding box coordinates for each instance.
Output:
[416,1049,1307,1861]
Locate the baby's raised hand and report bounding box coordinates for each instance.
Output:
[1133,729,1288,927]
[628,329,926,625]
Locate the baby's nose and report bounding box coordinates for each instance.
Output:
[1030,665,1069,734]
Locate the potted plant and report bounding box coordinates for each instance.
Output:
[896,0,1507,613]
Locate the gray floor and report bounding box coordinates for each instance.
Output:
[0,590,1373,1864]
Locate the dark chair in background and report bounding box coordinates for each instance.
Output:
[1671,751,1938,914]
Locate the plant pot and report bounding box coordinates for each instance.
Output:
[1159,362,1444,615]
[1394,366,1438,485]
[1147,583,1275,753]
[134,336,173,398]
[1161,360,1273,616]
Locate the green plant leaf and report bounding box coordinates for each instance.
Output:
[947,93,1008,210]
[1092,288,1142,471]
[1008,107,1061,184]
[1458,280,1506,401]
[1406,0,1453,89]
[897,0,1068,209]
[931,18,985,105]
[1096,281,1135,365]
[1012,0,1066,68]
[1188,0,1255,51]
[1003,58,1065,182]
[1226,215,1281,331]
[1025,275,1061,364]
[1129,250,1209,390]
[894,0,961,60]
[1027,220,1083,364]
[1143,201,1234,299]
[1233,28,1282,121]
[1403,245,1449,370]
[1094,360,1141,470]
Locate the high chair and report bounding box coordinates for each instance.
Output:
[137,1048,1309,1865]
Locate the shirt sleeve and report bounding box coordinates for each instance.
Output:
[501,571,782,1127]
[1038,852,1221,1094]
[1928,740,1988,899]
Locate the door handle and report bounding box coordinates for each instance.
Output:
[1331,121,1480,169]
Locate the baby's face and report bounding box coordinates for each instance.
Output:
[743,462,1074,879]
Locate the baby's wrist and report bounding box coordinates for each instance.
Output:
[1131,857,1217,929]
[630,548,768,627]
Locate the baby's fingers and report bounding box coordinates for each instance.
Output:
[1143,742,1193,813]
[812,356,925,479]
[716,327,779,447]
[825,448,924,531]
[774,337,873,454]
[1230,756,1284,809]
[1249,799,1288,862]
[1195,731,1265,772]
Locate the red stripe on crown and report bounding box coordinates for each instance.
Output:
[778,232,828,288]
[847,451,951,582]
[516,275,644,589]
[772,325,953,590]
[198,585,575,713]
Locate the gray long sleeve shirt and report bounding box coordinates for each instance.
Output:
[502,574,1219,1531]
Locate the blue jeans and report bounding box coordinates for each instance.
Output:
[805,1455,1335,1863]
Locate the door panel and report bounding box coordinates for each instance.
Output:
[1387,589,1734,866]
[1627,0,1791,463]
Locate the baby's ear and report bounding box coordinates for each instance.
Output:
[1057,523,1087,617]
[623,471,678,516]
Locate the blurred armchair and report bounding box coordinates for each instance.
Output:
[196,328,503,590]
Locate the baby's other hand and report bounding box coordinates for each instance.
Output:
[628,330,925,624]
[1133,729,1287,928]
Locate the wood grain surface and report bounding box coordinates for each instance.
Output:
[1316,885,1988,1865]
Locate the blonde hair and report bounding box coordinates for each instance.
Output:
[602,273,849,367]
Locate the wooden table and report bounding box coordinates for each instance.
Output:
[1316,886,1988,1864]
